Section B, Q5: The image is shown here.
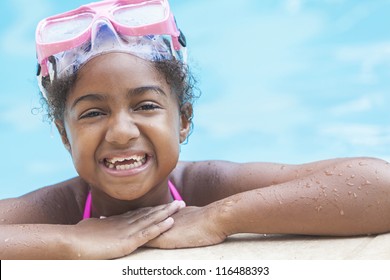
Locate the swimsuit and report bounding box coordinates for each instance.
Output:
[82,180,182,219]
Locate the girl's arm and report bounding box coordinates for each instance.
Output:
[148,157,390,248]
[215,157,390,236]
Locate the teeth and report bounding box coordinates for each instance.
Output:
[106,155,145,164]
[104,154,146,170]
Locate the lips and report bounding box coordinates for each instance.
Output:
[103,154,147,171]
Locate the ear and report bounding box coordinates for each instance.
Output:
[54,120,71,152]
[179,103,192,144]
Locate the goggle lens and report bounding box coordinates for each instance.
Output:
[40,13,94,44]
[113,3,166,27]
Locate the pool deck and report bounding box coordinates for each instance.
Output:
[121,232,390,260]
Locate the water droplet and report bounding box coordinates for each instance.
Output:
[348,191,352,195]
[340,210,345,216]
[325,170,334,176]
[315,206,322,212]
[338,173,343,176]
[359,162,368,166]
[333,188,338,192]
[224,200,234,206]
[353,193,358,198]
[347,182,355,186]
[363,180,372,186]
[347,164,353,168]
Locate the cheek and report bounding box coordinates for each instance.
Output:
[162,111,182,141]
[148,112,181,159]
[66,125,99,170]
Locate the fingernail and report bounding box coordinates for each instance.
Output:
[173,200,186,209]
[171,200,185,208]
[163,217,174,226]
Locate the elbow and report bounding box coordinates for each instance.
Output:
[336,157,390,193]
[352,157,390,187]
[360,157,390,182]
[350,157,390,200]
[343,157,390,234]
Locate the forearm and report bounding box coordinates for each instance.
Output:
[0,224,75,259]
[215,158,390,236]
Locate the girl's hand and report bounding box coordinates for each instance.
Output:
[70,200,185,259]
[145,205,228,249]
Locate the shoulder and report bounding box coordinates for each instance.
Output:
[0,177,89,225]
[170,160,288,205]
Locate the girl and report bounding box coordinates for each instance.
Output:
[1,0,390,259]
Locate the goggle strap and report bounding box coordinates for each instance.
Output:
[36,63,41,76]
[48,56,58,82]
[173,17,186,48]
[179,29,186,48]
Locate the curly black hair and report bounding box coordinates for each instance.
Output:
[39,58,200,126]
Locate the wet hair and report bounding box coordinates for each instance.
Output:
[39,58,200,126]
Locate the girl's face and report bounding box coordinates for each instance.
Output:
[58,53,190,201]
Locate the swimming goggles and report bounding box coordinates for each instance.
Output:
[36,0,187,96]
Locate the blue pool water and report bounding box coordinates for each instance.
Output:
[1,0,389,198]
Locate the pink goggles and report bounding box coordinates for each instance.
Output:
[36,0,186,78]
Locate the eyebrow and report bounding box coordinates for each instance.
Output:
[71,86,167,110]
[71,93,107,110]
[128,86,167,98]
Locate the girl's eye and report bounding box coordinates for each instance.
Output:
[80,110,105,119]
[136,103,161,111]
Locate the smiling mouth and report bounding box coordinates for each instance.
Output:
[104,154,147,171]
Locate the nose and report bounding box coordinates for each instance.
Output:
[105,112,140,145]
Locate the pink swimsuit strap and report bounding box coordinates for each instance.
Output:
[82,180,183,220]
[82,191,92,220]
[168,180,183,201]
